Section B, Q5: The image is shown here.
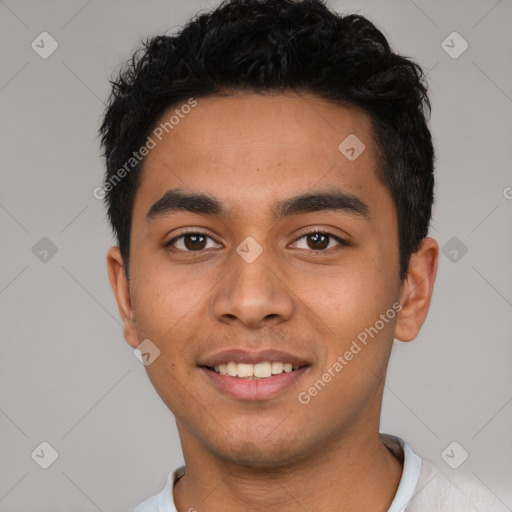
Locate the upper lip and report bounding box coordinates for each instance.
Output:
[198,349,310,368]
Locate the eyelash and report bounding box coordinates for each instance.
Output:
[164,228,349,253]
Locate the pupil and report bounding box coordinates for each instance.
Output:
[185,234,206,250]
[309,233,328,250]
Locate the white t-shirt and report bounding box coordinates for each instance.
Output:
[133,433,501,511]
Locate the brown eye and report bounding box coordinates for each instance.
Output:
[306,232,329,250]
[294,231,347,251]
[166,232,222,252]
[183,234,207,250]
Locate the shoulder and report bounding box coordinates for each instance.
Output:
[133,494,159,512]
[407,457,504,512]
[133,466,185,512]
[381,434,505,512]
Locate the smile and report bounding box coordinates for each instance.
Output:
[200,364,310,401]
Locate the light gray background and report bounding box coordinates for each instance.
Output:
[1,0,511,511]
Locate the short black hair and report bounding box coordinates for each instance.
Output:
[99,0,434,281]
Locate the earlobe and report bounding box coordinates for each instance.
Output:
[106,246,139,349]
[394,237,439,342]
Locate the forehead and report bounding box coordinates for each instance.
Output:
[133,93,389,222]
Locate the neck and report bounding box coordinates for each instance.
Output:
[173,428,403,512]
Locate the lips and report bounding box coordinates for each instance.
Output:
[198,348,311,400]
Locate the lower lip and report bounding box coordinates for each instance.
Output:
[200,366,309,401]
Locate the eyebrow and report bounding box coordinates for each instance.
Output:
[145,188,369,223]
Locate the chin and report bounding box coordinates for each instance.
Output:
[216,444,304,468]
[206,428,313,469]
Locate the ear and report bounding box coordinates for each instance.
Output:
[394,237,439,342]
[107,246,139,349]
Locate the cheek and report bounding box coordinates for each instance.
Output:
[296,257,398,379]
[301,260,394,331]
[130,257,210,344]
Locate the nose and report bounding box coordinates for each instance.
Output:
[212,242,295,329]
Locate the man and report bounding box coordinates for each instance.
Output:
[99,0,498,510]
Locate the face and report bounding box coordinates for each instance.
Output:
[108,92,438,467]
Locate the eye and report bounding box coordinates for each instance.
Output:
[293,230,348,251]
[165,230,222,252]
[165,229,349,253]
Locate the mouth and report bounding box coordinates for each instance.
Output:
[198,349,311,400]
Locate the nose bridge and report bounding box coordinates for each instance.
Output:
[212,235,294,328]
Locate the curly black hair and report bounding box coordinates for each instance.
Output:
[99,0,434,281]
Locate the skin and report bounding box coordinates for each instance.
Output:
[107,92,439,511]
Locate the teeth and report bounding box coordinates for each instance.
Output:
[237,363,253,378]
[254,362,272,378]
[211,361,302,378]
[271,362,283,374]
[227,361,238,377]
